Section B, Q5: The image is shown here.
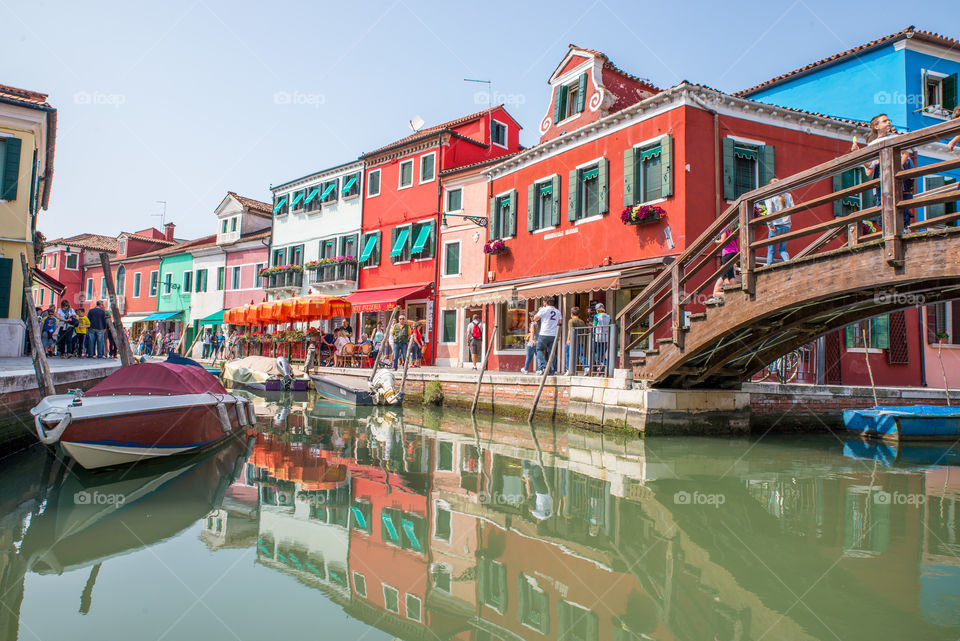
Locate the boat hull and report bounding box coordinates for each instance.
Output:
[843,405,960,441]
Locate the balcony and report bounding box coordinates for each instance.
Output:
[218,230,240,245]
[264,270,303,292]
[308,262,358,289]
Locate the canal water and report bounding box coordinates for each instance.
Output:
[2,394,959,641]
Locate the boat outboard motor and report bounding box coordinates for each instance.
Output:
[370,370,399,405]
[276,356,294,390]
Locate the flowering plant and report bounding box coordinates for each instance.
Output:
[305,255,358,269]
[620,204,666,225]
[483,239,508,254]
[260,264,303,275]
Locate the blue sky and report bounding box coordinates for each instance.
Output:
[3,0,957,239]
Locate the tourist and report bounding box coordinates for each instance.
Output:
[593,303,612,374]
[216,329,226,359]
[392,315,409,371]
[74,307,89,357]
[566,307,586,375]
[520,321,539,374]
[87,300,108,358]
[372,322,385,363]
[340,317,353,340]
[947,106,960,151]
[41,307,57,357]
[708,225,739,304]
[358,333,374,367]
[143,330,154,357]
[467,314,483,369]
[201,329,212,359]
[55,299,78,358]
[534,297,561,375]
[333,328,350,367]
[105,311,117,358]
[320,329,336,366]
[851,113,916,228]
[410,322,424,368]
[762,177,794,265]
[228,330,239,359]
[154,326,164,356]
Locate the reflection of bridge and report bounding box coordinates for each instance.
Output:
[618,118,960,388]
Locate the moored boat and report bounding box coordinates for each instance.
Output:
[843,405,960,441]
[30,362,256,470]
[222,355,310,392]
[310,369,402,406]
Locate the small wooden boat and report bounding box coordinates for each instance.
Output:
[30,362,256,470]
[843,405,960,441]
[310,369,402,406]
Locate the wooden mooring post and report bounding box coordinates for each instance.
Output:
[19,253,55,397]
[99,253,134,367]
[470,323,498,415]
[369,307,398,383]
[528,334,560,422]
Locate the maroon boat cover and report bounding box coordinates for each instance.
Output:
[85,362,228,397]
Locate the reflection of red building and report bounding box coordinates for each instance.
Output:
[250,434,348,490]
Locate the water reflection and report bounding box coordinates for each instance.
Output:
[2,396,960,640]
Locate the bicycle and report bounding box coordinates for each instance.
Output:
[752,349,802,383]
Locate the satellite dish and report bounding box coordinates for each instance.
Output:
[408,116,424,132]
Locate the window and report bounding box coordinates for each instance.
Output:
[499,300,528,350]
[927,302,960,345]
[723,138,775,201]
[291,189,305,211]
[443,241,460,276]
[0,136,22,201]
[37,288,43,305]
[440,310,457,343]
[221,219,229,233]
[845,316,889,350]
[420,152,436,183]
[162,273,172,295]
[133,272,141,298]
[570,161,607,220]
[304,184,321,212]
[405,594,422,622]
[924,175,958,223]
[553,72,588,123]
[272,248,286,266]
[383,585,399,614]
[518,574,550,634]
[198,269,208,292]
[231,216,238,231]
[342,172,361,198]
[445,188,462,213]
[399,159,414,188]
[556,601,598,641]
[86,278,94,301]
[273,194,289,216]
[353,573,367,598]
[489,191,517,240]
[339,234,357,260]
[254,263,264,288]
[319,179,338,204]
[624,135,674,207]
[232,266,241,290]
[360,231,380,267]
[367,169,381,196]
[149,271,158,297]
[389,225,412,263]
[115,266,125,296]
[51,254,57,268]
[182,270,192,293]
[435,504,452,540]
[491,119,507,147]
[923,70,957,115]
[832,168,874,217]
[411,221,434,259]
[96,277,104,299]
[216,266,225,291]
[480,559,508,612]
[290,244,304,266]
[432,564,452,593]
[437,441,454,471]
[351,500,372,533]
[65,253,78,270]
[529,176,560,231]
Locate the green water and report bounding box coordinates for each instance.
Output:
[2,397,959,641]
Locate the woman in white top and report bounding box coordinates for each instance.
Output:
[762,177,795,265]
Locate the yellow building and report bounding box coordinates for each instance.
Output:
[0,83,56,356]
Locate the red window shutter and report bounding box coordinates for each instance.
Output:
[886,310,909,364]
[953,301,960,345]
[926,304,939,344]
[825,331,842,385]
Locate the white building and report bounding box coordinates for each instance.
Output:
[268,160,364,300]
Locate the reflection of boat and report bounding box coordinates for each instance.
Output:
[20,435,249,575]
[30,362,256,469]
[843,438,960,466]
[844,406,960,441]
[223,355,310,392]
[310,369,401,406]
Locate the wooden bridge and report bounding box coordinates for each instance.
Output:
[617,118,960,388]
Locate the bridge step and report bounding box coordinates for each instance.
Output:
[689,312,708,321]
[704,297,726,308]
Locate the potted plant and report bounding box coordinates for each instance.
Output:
[621,204,666,225]
[483,239,508,255]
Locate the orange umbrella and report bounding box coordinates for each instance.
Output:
[326,297,352,318]
[278,299,297,323]
[246,303,266,325]
[259,301,280,324]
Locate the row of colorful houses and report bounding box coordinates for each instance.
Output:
[32,26,960,386]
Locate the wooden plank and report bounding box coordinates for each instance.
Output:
[751,206,881,249]
[19,253,55,397]
[896,155,960,180]
[470,323,499,415]
[528,334,560,421]
[907,211,960,230]
[625,313,670,352]
[681,255,737,305]
[793,226,844,260]
[738,201,755,295]
[671,264,683,350]
[879,147,903,266]
[897,187,960,210]
[748,179,880,227]
[678,227,739,287]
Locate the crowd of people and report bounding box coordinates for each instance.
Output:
[37,299,117,359]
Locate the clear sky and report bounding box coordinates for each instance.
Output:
[3,0,957,240]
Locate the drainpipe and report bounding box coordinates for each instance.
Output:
[432,133,444,366]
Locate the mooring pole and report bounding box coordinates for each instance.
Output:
[19,253,55,397]
[369,306,399,383]
[398,324,415,399]
[99,253,134,367]
[470,323,499,415]
[528,335,560,422]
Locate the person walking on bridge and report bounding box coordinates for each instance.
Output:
[763,178,794,265]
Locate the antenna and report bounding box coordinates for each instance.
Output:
[464,78,493,139]
[153,200,167,227]
[408,116,425,132]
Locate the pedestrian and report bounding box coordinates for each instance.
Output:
[851,113,916,228]
[86,300,108,358]
[566,307,586,375]
[55,299,78,358]
[216,329,226,359]
[708,225,739,304]
[202,329,212,359]
[105,311,117,358]
[392,314,409,371]
[520,321,539,374]
[760,178,794,265]
[467,314,483,369]
[534,297,561,375]
[154,326,164,356]
[592,303,611,375]
[410,322,424,367]
[340,317,354,341]
[372,322,385,363]
[74,307,89,357]
[304,341,318,374]
[40,306,57,356]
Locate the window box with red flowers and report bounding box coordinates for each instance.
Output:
[483,239,509,255]
[621,204,666,226]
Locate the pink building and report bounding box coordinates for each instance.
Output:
[923,302,960,389]
[217,192,272,310]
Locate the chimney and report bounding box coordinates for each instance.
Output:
[164,222,176,241]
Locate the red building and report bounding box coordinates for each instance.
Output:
[350,106,522,364]
[36,233,117,308]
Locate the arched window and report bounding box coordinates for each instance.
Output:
[115,265,125,296]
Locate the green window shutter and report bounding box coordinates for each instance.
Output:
[576,72,587,113]
[832,174,843,217]
[551,174,561,226]
[488,197,498,240]
[508,189,517,236]
[527,183,536,231]
[1,136,22,201]
[660,134,674,197]
[553,86,568,123]
[623,148,636,207]
[0,257,11,319]
[722,137,735,201]
[860,168,876,209]
[28,148,37,216]
[597,157,609,215]
[759,144,776,187]
[372,233,381,266]
[845,324,855,348]
[568,169,579,221]
[944,73,958,111]
[872,315,890,349]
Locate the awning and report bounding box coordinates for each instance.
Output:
[141,311,183,322]
[32,268,65,295]
[197,310,225,326]
[410,223,432,254]
[390,227,410,258]
[358,234,378,262]
[120,314,151,328]
[445,286,517,308]
[290,191,305,207]
[516,273,620,300]
[342,174,358,193]
[346,284,431,313]
[272,196,287,213]
[321,182,336,199]
[304,187,320,204]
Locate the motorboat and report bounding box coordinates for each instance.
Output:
[843,405,960,441]
[310,369,402,406]
[30,362,257,470]
[222,355,310,392]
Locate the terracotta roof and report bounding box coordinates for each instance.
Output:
[0,83,51,108]
[46,233,117,253]
[736,26,960,97]
[1,83,58,210]
[227,191,272,215]
[121,231,175,245]
[439,151,523,176]
[361,106,505,158]
[567,45,660,90]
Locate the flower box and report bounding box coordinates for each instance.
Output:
[483,239,509,255]
[621,204,666,225]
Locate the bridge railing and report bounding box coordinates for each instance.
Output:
[617,116,960,371]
